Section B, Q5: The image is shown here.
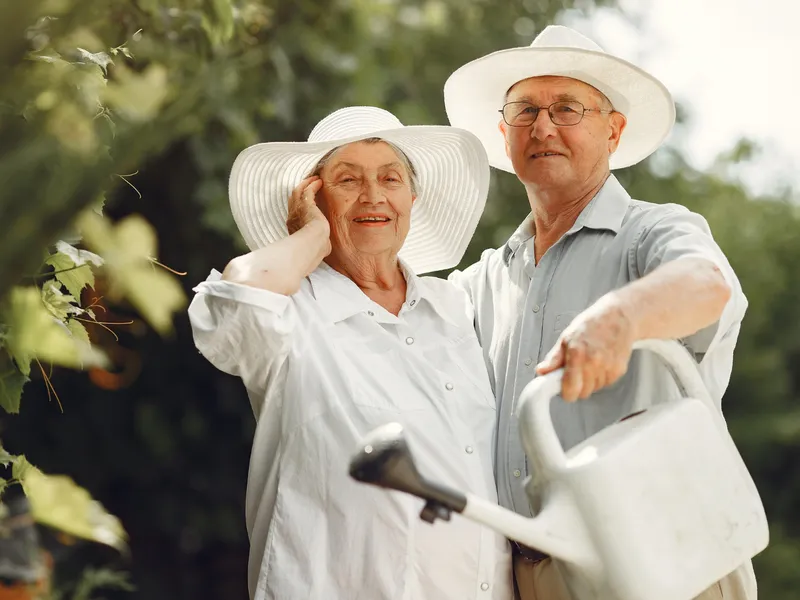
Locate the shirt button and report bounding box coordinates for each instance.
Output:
[409,299,416,306]
[480,582,490,591]
[465,446,474,454]
[513,469,522,478]
[532,304,541,313]
[524,357,532,366]
[445,382,454,391]
[367,310,375,316]
[405,337,414,345]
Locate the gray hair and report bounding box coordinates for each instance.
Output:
[310,137,420,196]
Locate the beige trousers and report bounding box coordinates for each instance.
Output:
[513,555,726,600]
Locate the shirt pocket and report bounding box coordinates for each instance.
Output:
[553,311,579,334]
[326,322,430,414]
[420,324,497,410]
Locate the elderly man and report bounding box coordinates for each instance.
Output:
[444,26,755,600]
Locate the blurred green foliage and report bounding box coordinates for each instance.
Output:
[0,0,797,599]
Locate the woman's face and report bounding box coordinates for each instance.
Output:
[317,140,416,265]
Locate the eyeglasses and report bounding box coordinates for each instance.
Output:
[499,100,613,127]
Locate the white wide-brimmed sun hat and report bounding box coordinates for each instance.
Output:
[228,106,490,274]
[444,25,676,172]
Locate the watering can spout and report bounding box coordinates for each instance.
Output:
[465,482,602,576]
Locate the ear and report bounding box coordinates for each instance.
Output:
[411,194,417,205]
[498,120,511,159]
[607,112,627,155]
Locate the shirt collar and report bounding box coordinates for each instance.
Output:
[307,260,460,326]
[502,174,631,266]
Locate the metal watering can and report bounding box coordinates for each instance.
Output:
[349,340,769,600]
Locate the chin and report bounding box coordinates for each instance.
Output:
[351,241,398,256]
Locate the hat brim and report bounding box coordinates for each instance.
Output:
[228,126,489,274]
[444,46,676,171]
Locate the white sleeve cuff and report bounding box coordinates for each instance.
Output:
[193,269,291,315]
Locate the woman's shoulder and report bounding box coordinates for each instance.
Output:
[415,274,475,324]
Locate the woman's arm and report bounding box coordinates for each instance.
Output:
[222,176,331,295]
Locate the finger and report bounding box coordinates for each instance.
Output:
[561,363,583,402]
[578,370,600,400]
[560,345,585,402]
[307,177,324,196]
[291,176,317,201]
[536,340,566,374]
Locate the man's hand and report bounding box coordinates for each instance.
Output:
[287,176,328,235]
[536,294,636,402]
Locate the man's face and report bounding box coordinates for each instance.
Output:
[499,76,627,194]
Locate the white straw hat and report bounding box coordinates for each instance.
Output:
[228,106,490,274]
[444,25,676,171]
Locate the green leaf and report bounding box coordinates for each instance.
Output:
[55,240,104,268]
[103,63,170,123]
[22,469,128,552]
[66,319,91,346]
[0,367,28,414]
[77,212,186,335]
[41,280,81,321]
[0,478,7,499]
[12,454,35,482]
[0,445,13,467]
[73,568,135,600]
[45,246,97,299]
[92,192,107,215]
[1,287,108,371]
[75,48,113,73]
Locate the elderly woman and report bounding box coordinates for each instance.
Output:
[188,107,512,600]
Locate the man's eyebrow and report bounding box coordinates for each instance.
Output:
[508,93,581,104]
[378,162,404,170]
[554,93,580,102]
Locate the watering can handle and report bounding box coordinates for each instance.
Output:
[517,339,713,474]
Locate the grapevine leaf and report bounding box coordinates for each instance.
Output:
[22,468,128,551]
[45,250,95,299]
[41,280,82,321]
[2,287,107,371]
[66,319,91,346]
[12,454,35,482]
[0,367,28,414]
[77,212,186,335]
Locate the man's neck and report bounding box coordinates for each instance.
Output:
[525,173,610,263]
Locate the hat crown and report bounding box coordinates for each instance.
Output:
[308,106,404,143]
[529,25,605,53]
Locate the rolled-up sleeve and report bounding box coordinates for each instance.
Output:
[188,269,295,398]
[632,206,748,360]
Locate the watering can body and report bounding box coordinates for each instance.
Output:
[516,340,768,600]
[349,340,768,600]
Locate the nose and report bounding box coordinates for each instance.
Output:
[530,108,558,141]
[359,178,385,205]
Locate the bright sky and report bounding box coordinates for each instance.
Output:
[563,0,800,196]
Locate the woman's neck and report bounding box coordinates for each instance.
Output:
[325,252,407,315]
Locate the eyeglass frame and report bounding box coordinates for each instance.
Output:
[498,100,615,127]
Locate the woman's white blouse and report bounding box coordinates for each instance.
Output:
[188,262,512,600]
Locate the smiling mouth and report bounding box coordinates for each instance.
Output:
[530,151,563,159]
[353,216,392,225]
